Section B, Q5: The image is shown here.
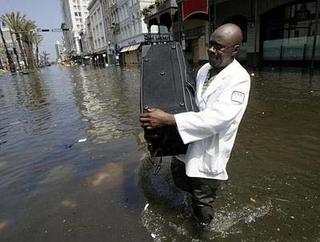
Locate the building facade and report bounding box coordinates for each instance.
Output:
[213,0,320,67]
[115,0,155,64]
[87,0,109,65]
[60,0,91,57]
[145,0,319,68]
[145,0,210,66]
[61,0,319,67]
[100,0,115,63]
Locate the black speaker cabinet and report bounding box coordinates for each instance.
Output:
[140,42,198,157]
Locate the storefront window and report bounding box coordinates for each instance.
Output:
[262,1,319,61]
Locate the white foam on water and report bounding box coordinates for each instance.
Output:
[141,200,272,241]
[209,200,273,238]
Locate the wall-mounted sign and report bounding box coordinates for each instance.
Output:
[182,0,208,21]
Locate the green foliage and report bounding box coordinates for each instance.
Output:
[155,0,165,7]
[142,7,152,17]
[1,11,39,69]
[0,12,26,33]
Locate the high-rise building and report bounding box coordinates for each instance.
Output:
[55,41,63,62]
[60,0,91,57]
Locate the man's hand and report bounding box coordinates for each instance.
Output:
[140,108,176,129]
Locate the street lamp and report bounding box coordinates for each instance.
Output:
[107,40,113,64]
[102,53,107,66]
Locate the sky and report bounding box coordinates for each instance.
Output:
[0,0,64,60]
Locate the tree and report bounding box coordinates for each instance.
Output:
[20,19,37,69]
[1,12,27,68]
[32,33,43,67]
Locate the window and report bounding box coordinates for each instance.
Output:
[75,12,78,16]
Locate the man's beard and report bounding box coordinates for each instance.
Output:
[209,56,223,68]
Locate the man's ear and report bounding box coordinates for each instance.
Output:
[232,44,240,56]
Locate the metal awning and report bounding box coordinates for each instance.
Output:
[120,46,130,53]
[120,43,141,53]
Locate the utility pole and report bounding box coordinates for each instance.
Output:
[311,0,320,69]
[0,26,14,73]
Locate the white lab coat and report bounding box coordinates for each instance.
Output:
[174,59,251,180]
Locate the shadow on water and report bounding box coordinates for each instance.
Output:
[0,65,319,241]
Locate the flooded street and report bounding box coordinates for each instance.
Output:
[0,65,319,241]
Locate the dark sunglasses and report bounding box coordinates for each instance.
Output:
[207,40,238,51]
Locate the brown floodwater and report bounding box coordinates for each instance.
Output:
[0,65,319,241]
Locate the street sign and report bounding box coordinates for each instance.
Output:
[51,28,62,32]
[36,28,49,32]
[35,28,69,32]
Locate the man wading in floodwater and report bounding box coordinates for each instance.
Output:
[140,23,251,228]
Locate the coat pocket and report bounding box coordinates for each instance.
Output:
[199,136,223,174]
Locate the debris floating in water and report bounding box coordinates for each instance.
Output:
[78,138,87,143]
[250,197,257,203]
[144,203,149,211]
[251,73,255,76]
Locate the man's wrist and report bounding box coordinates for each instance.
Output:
[167,114,176,126]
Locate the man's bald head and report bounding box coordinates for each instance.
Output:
[212,23,243,46]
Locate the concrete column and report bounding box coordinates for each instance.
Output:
[246,0,260,67]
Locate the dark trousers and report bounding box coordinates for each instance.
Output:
[171,157,220,224]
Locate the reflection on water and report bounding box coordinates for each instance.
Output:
[88,162,124,190]
[0,65,320,241]
[39,164,73,185]
[0,220,9,231]
[61,199,77,209]
[0,65,150,242]
[74,66,140,143]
